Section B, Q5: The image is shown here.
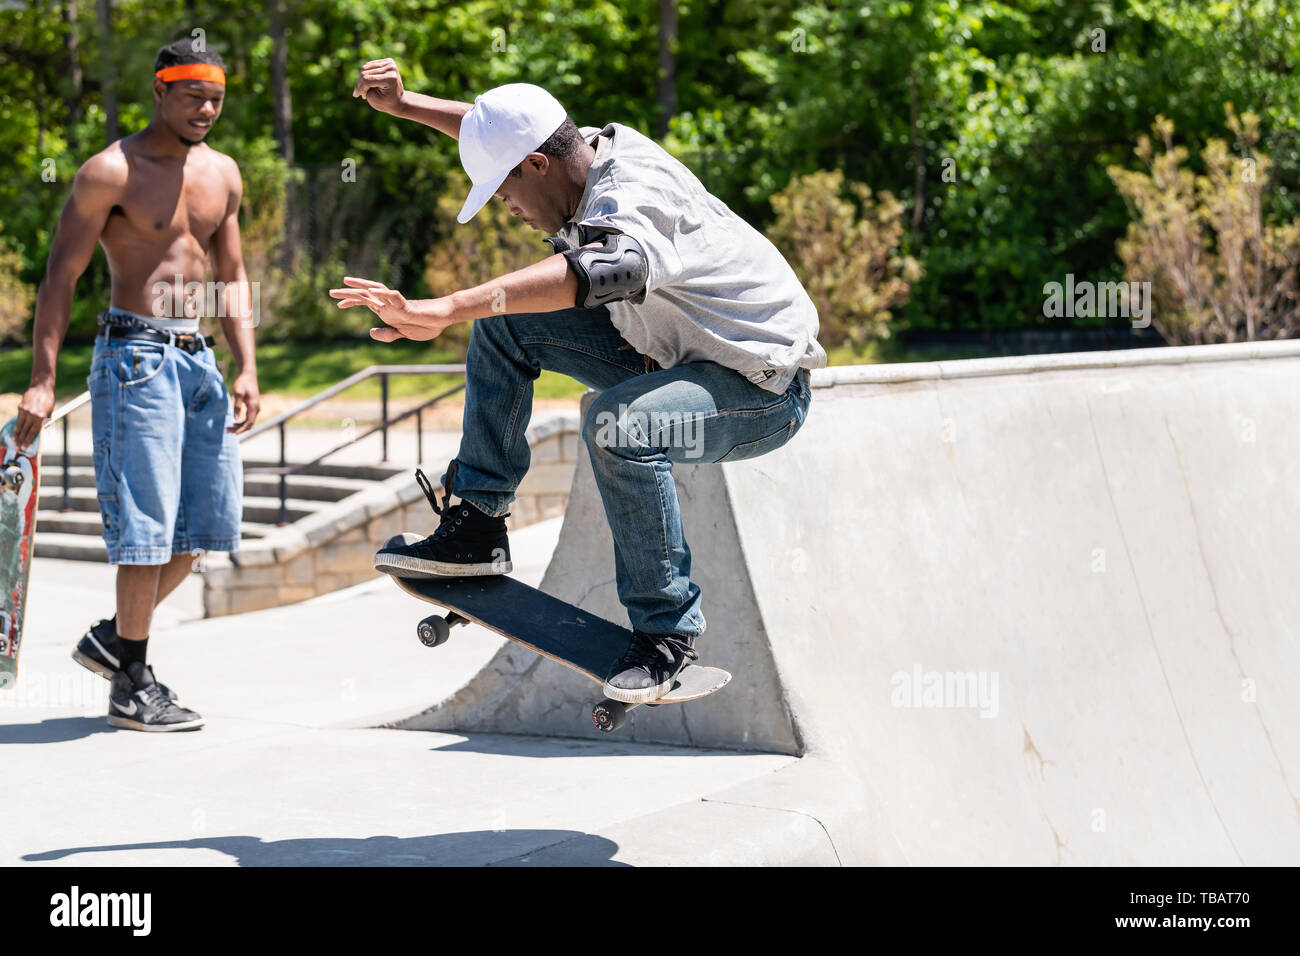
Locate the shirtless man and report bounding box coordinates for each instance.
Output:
[13,41,260,732]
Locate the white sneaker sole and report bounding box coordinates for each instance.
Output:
[601,676,676,705]
[107,714,205,732]
[373,552,512,578]
[71,648,115,681]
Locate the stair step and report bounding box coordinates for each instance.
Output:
[36,486,322,524]
[35,486,109,514]
[41,455,400,486]
[35,510,272,540]
[33,531,272,562]
[238,495,322,524]
[42,466,374,503]
[33,532,108,562]
[35,452,93,469]
[240,474,374,502]
[39,453,408,483]
[32,511,101,536]
[242,460,407,482]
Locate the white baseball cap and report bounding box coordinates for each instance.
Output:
[456,83,568,224]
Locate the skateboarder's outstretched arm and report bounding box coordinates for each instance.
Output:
[354,59,471,140]
[329,249,588,343]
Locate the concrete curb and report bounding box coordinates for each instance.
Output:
[811,337,1300,387]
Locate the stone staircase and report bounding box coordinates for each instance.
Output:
[34,456,405,562]
[35,412,582,618]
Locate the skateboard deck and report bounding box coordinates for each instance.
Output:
[383,550,730,733]
[0,417,40,690]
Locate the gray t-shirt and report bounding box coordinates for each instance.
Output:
[550,123,826,394]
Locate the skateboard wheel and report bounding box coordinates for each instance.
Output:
[416,615,451,648]
[592,699,628,733]
[1,465,21,492]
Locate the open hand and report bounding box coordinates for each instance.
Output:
[329,277,456,342]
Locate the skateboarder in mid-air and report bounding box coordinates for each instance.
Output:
[334,62,824,704]
[13,41,260,731]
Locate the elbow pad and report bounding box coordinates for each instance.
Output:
[561,231,650,307]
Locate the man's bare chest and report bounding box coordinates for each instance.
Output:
[107,168,228,247]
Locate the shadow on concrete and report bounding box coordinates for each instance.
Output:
[22,831,627,866]
[0,717,117,744]
[425,733,752,759]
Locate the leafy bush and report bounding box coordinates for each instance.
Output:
[205,138,369,343]
[423,169,542,352]
[0,222,36,345]
[1108,109,1300,344]
[766,170,921,346]
[197,136,292,341]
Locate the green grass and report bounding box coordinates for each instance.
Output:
[0,336,989,405]
[0,343,97,398]
[253,339,465,398]
[253,339,590,400]
[0,338,590,402]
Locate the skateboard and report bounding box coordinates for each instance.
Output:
[0,417,40,690]
[382,543,730,733]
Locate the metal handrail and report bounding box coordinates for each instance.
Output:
[245,383,466,477]
[238,363,468,525]
[45,391,91,425]
[241,364,467,441]
[43,364,469,524]
[40,391,92,512]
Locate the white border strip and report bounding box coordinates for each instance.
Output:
[809,340,1300,388]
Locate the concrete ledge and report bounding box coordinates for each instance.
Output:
[810,338,1300,388]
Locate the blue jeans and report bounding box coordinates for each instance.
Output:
[87,336,243,564]
[449,306,812,637]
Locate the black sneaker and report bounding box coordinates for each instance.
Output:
[107,662,203,732]
[72,618,179,702]
[373,463,512,577]
[602,630,700,704]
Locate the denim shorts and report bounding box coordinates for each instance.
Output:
[87,336,243,564]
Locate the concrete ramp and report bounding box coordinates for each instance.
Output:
[400,341,1300,864]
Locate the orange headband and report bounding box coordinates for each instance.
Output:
[155,64,226,85]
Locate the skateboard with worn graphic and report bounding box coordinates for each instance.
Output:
[381,535,730,733]
[0,417,40,690]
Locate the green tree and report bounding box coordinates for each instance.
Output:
[0,222,36,344]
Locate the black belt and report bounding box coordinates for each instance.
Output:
[99,325,207,353]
